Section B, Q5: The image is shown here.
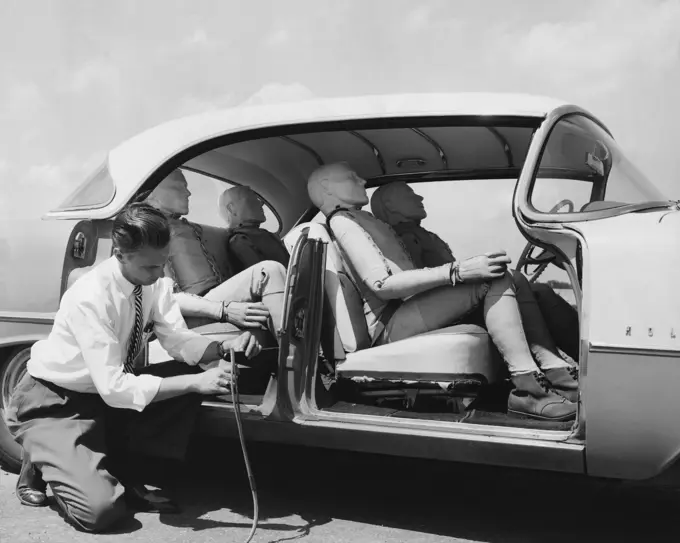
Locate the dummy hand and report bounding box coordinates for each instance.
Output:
[223,301,269,328]
[193,365,233,395]
[223,332,262,359]
[457,250,512,283]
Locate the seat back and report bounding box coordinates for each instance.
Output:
[284,222,371,357]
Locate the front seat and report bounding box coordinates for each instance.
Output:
[283,222,504,392]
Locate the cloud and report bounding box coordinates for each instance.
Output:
[182,28,210,48]
[172,93,236,118]
[24,152,106,189]
[241,82,315,106]
[67,58,122,94]
[0,81,45,120]
[266,27,291,47]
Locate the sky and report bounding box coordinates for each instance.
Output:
[0,0,678,311]
[0,0,679,221]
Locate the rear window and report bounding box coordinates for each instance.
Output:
[51,161,115,211]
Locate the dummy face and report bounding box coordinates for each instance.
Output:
[147,171,191,216]
[221,186,266,227]
[115,245,170,286]
[308,162,369,215]
[386,183,427,222]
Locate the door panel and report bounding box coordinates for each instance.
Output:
[60,220,113,298]
[274,226,327,420]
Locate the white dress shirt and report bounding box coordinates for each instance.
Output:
[28,256,214,411]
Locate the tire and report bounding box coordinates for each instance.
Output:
[0,345,31,473]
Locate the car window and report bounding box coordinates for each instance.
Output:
[182,169,281,233]
[50,161,115,211]
[529,114,666,216]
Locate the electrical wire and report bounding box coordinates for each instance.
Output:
[229,347,259,543]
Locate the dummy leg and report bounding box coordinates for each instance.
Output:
[511,271,571,370]
[378,273,576,420]
[530,282,580,362]
[203,260,286,338]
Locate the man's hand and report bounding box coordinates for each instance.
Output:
[192,365,233,395]
[222,331,262,359]
[223,301,269,329]
[457,250,512,283]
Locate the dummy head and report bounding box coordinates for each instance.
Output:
[218,185,266,228]
[146,170,191,216]
[307,162,369,215]
[370,182,426,225]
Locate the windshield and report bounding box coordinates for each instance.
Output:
[529,114,667,217]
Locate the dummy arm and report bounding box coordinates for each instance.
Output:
[331,214,452,301]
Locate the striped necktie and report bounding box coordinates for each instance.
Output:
[123,285,143,374]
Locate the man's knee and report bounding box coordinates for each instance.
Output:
[53,482,129,533]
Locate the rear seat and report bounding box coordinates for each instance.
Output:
[283,222,504,388]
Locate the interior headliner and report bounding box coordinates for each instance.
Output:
[182,123,538,233]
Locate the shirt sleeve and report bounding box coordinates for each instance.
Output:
[330,213,393,292]
[66,299,162,412]
[151,278,215,365]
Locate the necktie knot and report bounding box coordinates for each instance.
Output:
[133,285,142,296]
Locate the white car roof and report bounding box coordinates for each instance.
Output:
[49,92,574,220]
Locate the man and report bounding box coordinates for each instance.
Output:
[370,181,580,362]
[7,203,261,533]
[145,170,286,341]
[308,162,578,422]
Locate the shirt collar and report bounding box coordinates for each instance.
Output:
[110,256,138,298]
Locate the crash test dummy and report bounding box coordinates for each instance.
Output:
[307,162,578,421]
[370,181,581,363]
[218,185,290,274]
[145,170,286,341]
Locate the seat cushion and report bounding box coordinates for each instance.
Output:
[337,324,503,384]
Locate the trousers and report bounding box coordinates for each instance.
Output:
[7,361,203,533]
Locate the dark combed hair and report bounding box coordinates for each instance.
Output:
[112,202,171,254]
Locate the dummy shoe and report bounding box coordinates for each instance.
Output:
[543,366,579,403]
[508,371,576,421]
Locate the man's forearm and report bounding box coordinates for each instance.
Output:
[175,292,223,320]
[151,373,200,403]
[372,265,452,301]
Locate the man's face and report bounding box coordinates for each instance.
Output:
[150,172,191,215]
[327,165,369,207]
[116,245,170,286]
[391,183,427,221]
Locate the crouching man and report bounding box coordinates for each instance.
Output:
[7,203,261,533]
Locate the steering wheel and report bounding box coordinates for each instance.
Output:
[516,199,574,282]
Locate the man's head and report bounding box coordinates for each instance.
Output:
[112,203,171,286]
[371,182,426,225]
[307,162,368,215]
[146,170,191,216]
[218,185,266,228]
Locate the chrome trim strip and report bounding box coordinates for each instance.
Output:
[486,126,514,167]
[349,131,386,175]
[410,128,448,169]
[279,136,324,166]
[0,312,56,325]
[589,343,680,358]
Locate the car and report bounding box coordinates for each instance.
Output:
[1,92,679,487]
